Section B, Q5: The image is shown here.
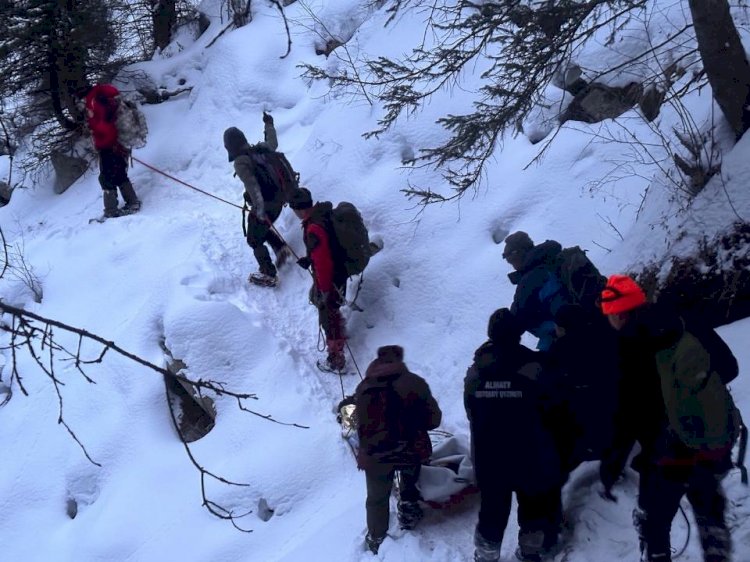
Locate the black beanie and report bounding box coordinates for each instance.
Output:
[503,231,534,258]
[376,345,404,363]
[289,187,313,210]
[223,127,248,162]
[487,308,522,343]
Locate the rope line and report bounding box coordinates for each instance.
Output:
[132,156,242,209]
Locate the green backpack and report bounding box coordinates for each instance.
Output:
[328,202,372,277]
[655,330,743,454]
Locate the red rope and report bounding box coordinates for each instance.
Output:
[132,156,243,209]
[133,155,305,266]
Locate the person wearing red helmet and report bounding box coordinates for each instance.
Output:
[84,84,140,218]
[599,275,738,562]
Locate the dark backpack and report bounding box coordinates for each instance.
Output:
[554,246,607,310]
[246,145,299,203]
[356,382,407,460]
[315,201,372,277]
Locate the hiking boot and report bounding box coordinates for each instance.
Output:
[102,188,120,217]
[516,529,546,562]
[365,533,385,554]
[122,200,141,213]
[514,546,541,562]
[103,207,124,218]
[474,530,502,562]
[119,180,139,210]
[398,501,423,530]
[274,245,293,268]
[326,351,346,372]
[248,272,278,287]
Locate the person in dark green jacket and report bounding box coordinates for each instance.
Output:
[599,274,737,562]
[224,112,291,286]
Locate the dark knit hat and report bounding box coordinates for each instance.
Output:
[376,345,404,363]
[289,187,313,210]
[487,308,522,343]
[600,275,647,315]
[223,127,248,162]
[503,231,534,259]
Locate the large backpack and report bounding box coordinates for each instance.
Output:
[115,97,148,150]
[554,246,607,310]
[356,382,408,464]
[246,145,299,203]
[323,201,372,277]
[655,329,746,479]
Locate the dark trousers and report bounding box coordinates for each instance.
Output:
[365,464,421,539]
[476,481,562,554]
[315,279,347,342]
[639,464,731,562]
[98,148,130,190]
[246,204,284,276]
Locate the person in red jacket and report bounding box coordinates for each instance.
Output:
[289,187,347,372]
[84,84,140,218]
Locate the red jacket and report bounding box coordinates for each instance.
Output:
[85,84,120,150]
[304,221,334,292]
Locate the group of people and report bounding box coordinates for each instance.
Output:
[83,86,350,372]
[350,232,743,562]
[81,88,743,561]
[223,115,351,372]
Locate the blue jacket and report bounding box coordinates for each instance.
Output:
[509,240,570,350]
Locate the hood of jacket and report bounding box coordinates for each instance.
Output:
[365,345,408,380]
[508,239,562,285]
[224,127,250,162]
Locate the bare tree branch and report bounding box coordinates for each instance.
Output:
[0,284,309,528]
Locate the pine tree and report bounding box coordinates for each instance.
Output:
[303,0,750,202]
[0,1,116,132]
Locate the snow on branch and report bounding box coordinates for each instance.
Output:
[0,241,309,528]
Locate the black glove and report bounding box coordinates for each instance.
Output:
[243,192,252,205]
[297,256,312,270]
[262,111,273,125]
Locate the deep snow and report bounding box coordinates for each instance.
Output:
[0,1,749,561]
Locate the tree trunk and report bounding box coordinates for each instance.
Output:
[688,0,750,139]
[47,3,81,131]
[151,0,177,52]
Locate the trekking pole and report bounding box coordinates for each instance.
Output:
[262,218,315,280]
[132,156,243,209]
[264,219,301,260]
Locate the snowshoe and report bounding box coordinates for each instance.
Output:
[316,358,349,374]
[248,273,278,287]
[89,210,123,224]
